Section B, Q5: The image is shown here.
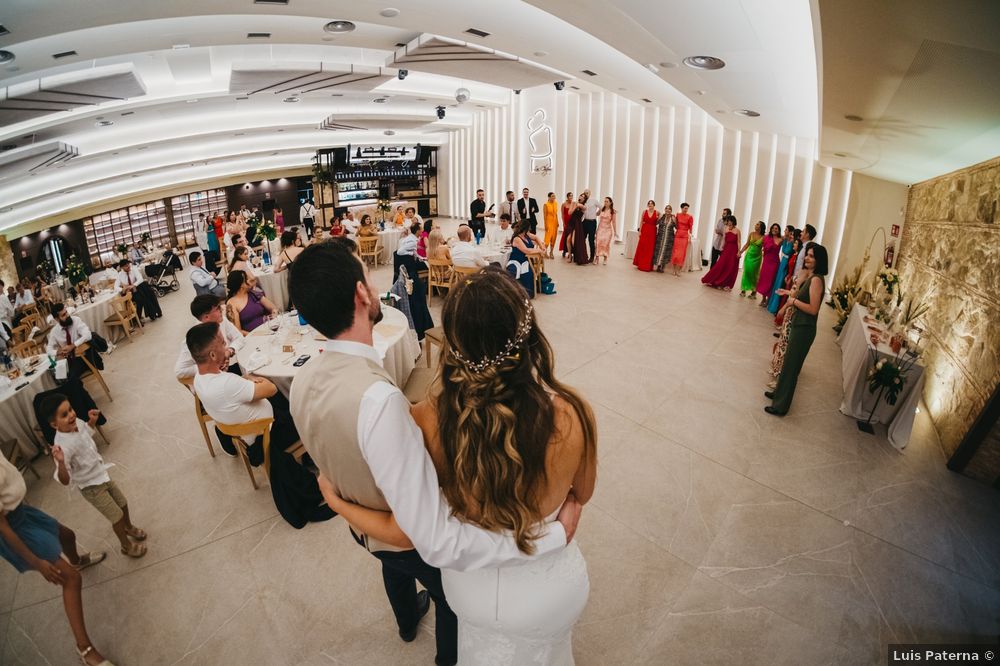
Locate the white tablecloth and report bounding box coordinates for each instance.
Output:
[624,230,640,259]
[235,306,419,397]
[0,357,58,457]
[838,304,924,450]
[70,292,118,342]
[479,246,512,265]
[254,269,290,312]
[378,229,402,263]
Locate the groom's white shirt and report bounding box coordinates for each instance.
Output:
[323,339,566,571]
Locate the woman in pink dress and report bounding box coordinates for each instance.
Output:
[594,197,616,265]
[670,202,693,276]
[756,223,783,305]
[633,200,658,272]
[700,216,740,289]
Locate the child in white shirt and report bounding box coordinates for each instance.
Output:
[44,394,148,559]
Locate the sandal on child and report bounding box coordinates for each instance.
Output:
[121,541,147,558]
[73,552,107,571]
[125,526,148,541]
[77,645,116,666]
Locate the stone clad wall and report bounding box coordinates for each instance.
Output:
[0,236,18,290]
[897,155,1000,477]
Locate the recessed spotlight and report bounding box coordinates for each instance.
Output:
[569,85,580,90]
[373,97,388,103]
[844,114,864,122]
[172,44,190,50]
[236,96,249,101]
[283,96,300,103]
[95,120,114,127]
[683,55,726,70]
[247,32,271,39]
[695,89,707,95]
[646,63,659,73]
[734,109,760,117]
[324,20,356,33]
[112,152,119,156]
[131,174,140,178]
[276,128,285,132]
[254,0,289,4]
[642,98,653,103]
[384,130,396,136]
[380,8,400,17]
[321,37,334,42]
[659,62,677,68]
[395,42,407,47]
[330,93,343,97]
[271,152,279,156]
[137,145,149,150]
[534,51,548,57]
[120,111,134,116]
[0,50,14,64]
[581,69,597,76]
[416,98,427,101]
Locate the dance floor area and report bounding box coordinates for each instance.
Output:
[2,218,998,665]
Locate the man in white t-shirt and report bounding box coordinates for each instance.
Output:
[13,283,34,311]
[175,295,243,379]
[581,190,600,264]
[488,214,514,248]
[451,225,489,268]
[342,211,360,236]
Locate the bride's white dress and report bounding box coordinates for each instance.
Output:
[441,510,590,665]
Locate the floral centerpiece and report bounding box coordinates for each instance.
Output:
[36,258,55,282]
[376,198,392,224]
[65,254,88,287]
[115,242,128,258]
[253,217,278,242]
[867,357,906,405]
[877,267,899,295]
[829,263,864,334]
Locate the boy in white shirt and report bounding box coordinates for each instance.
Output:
[44,395,148,559]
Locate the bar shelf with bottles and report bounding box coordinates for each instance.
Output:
[315,145,438,218]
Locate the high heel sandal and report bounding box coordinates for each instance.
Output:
[78,645,116,666]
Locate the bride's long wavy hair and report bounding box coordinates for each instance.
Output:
[435,269,596,553]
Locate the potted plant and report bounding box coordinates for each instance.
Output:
[64,254,88,288]
[115,242,128,259]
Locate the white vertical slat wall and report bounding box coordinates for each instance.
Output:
[440,89,854,283]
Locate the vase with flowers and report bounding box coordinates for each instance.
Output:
[858,345,919,434]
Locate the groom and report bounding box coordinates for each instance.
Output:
[287,242,581,666]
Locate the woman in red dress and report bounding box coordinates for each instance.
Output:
[670,202,694,276]
[559,192,574,258]
[700,216,740,289]
[633,200,658,272]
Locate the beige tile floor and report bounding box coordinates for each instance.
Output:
[2,218,998,665]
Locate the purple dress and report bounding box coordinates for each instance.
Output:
[756,236,782,299]
[238,290,268,332]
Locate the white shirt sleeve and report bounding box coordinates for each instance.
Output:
[174,340,196,378]
[222,319,245,352]
[190,268,213,288]
[358,384,566,571]
[71,318,92,347]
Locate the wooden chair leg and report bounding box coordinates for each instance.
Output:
[81,356,112,402]
[424,338,432,368]
[235,440,259,490]
[198,418,216,457]
[96,425,111,447]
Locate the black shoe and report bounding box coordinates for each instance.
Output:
[764,391,775,399]
[772,332,779,338]
[399,590,430,642]
[764,406,785,416]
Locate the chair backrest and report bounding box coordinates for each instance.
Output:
[108,295,129,319]
[358,236,380,255]
[20,303,39,319]
[427,259,452,287]
[215,418,274,474]
[11,324,29,344]
[450,265,481,285]
[11,339,41,359]
[177,375,210,417]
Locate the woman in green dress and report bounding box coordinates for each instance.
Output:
[738,221,764,296]
[764,243,828,416]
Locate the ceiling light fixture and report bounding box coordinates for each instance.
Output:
[683,55,725,70]
[455,87,471,103]
[324,20,356,33]
[465,28,490,38]
[172,44,190,50]
[186,99,199,103]
[384,130,396,136]
[534,51,548,57]
[380,8,400,17]
[646,63,659,73]
[695,90,707,95]
[52,50,78,59]
[734,109,760,117]
[0,50,15,64]
[255,0,289,4]
[834,152,848,157]
[95,120,114,127]
[283,96,300,103]
[659,62,677,68]
[236,96,249,101]
[844,114,864,122]
[581,69,597,76]
[642,98,653,103]
[373,97,388,103]
[247,32,271,39]
[120,111,134,116]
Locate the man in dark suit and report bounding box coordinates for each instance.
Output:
[516,187,539,235]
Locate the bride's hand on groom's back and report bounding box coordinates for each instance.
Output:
[557,493,583,544]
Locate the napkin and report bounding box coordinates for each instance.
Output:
[55,358,68,380]
[0,375,11,392]
[245,351,270,374]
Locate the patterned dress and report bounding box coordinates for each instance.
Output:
[652,214,676,271]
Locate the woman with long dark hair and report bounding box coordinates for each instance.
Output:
[738,221,765,296]
[652,204,676,272]
[571,193,590,265]
[594,196,616,264]
[318,270,598,664]
[559,192,575,258]
[756,223,783,305]
[226,270,275,333]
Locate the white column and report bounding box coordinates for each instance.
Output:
[677,106,692,205]
[741,131,760,231]
[646,106,660,203]
[705,123,725,254]
[761,133,779,222]
[779,135,797,224]
[827,169,853,287]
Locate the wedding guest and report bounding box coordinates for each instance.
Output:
[226,270,275,334]
[203,215,221,272]
[358,215,379,238]
[652,204,676,272]
[768,252,811,390]
[767,226,797,313]
[46,303,93,380]
[0,455,112,666]
[416,219,433,258]
[393,205,405,226]
[542,192,559,258]
[342,211,360,236]
[44,396,148,559]
[0,279,14,337]
[299,199,317,239]
[330,216,345,237]
[569,193,589,265]
[498,191,517,227]
[116,259,161,320]
[274,231,304,272]
[396,222,421,258]
[581,189,600,263]
[468,189,493,240]
[403,207,423,229]
[228,246,252,274]
[594,196,617,265]
[488,214,514,247]
[507,217,545,297]
[773,234,803,316]
[427,229,452,263]
[310,267,596,666]
[700,216,740,290]
[517,187,540,235]
[756,223,783,305]
[765,244,828,416]
[287,243,584,666]
[189,251,226,299]
[451,225,489,269]
[128,243,144,265]
[559,192,574,258]
[670,202,694,277]
[175,294,244,378]
[13,282,34,312]
[274,206,285,232]
[711,208,733,267]
[633,200,658,272]
[738,221,765,297]
[792,224,817,278]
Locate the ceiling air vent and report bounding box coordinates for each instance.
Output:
[254,0,288,4]
[464,28,490,38]
[641,98,652,103]
[53,50,78,59]
[581,69,597,76]
[247,32,271,39]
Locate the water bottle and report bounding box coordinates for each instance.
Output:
[475,231,481,245]
[263,248,271,266]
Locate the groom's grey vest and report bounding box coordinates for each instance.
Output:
[289,350,406,554]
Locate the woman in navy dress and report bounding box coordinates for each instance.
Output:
[507,217,545,297]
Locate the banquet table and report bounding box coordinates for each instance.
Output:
[0,357,58,457]
[624,230,640,259]
[837,304,924,450]
[236,306,420,397]
[70,292,118,342]
[378,229,402,263]
[254,268,290,312]
[479,245,512,266]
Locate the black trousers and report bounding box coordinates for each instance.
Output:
[214,391,294,465]
[302,217,314,239]
[372,548,458,665]
[583,219,597,262]
[468,219,485,239]
[528,218,537,235]
[711,247,722,267]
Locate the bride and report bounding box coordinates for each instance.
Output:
[319,268,598,665]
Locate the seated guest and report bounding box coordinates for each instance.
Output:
[13,282,34,312]
[231,234,247,249]
[175,294,243,378]
[489,214,514,247]
[0,279,14,338]
[416,219,433,259]
[329,216,345,237]
[451,224,489,268]
[427,228,451,262]
[226,270,275,334]
[341,211,359,236]
[128,243,144,264]
[229,246,252,274]
[116,259,162,320]
[396,222,421,257]
[274,231,303,272]
[357,214,378,238]
[46,303,93,379]
[403,206,423,227]
[189,251,226,298]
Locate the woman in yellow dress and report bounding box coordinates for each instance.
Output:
[542,192,559,258]
[393,205,405,226]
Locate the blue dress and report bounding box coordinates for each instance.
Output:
[506,234,535,297]
[0,504,62,572]
[767,239,795,314]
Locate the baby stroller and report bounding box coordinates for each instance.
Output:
[145,256,180,296]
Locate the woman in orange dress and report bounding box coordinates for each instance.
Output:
[670,202,694,277]
[542,192,559,258]
[633,200,658,272]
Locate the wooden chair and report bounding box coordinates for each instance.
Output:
[214,418,274,490]
[358,236,381,267]
[402,367,435,404]
[74,341,112,402]
[10,324,29,345]
[21,312,45,334]
[423,326,444,368]
[528,254,545,295]
[177,376,216,458]
[103,294,142,343]
[426,260,453,305]
[20,303,40,321]
[1,438,40,481]
[10,339,42,359]
[449,264,481,287]
[124,293,144,330]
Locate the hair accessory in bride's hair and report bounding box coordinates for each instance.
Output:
[451,299,533,373]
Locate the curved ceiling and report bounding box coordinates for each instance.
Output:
[0,0,820,236]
